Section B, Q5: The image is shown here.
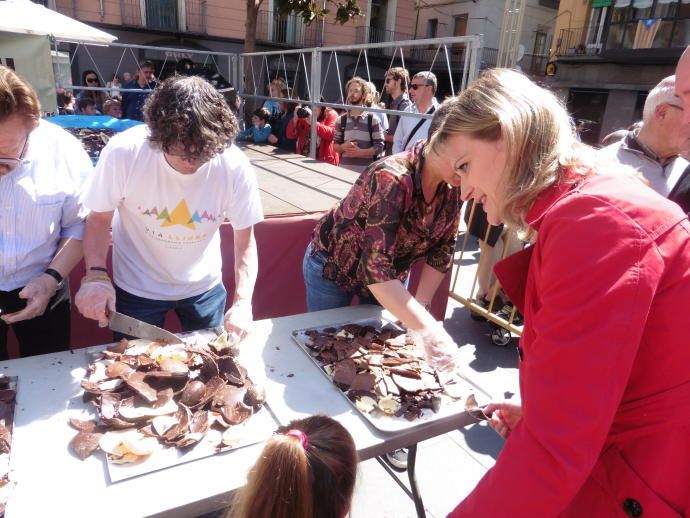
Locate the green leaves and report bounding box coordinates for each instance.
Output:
[276,0,363,25]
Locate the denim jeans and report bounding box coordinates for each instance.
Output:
[114,283,227,340]
[302,244,379,312]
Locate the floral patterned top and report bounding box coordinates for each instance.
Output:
[311,141,461,297]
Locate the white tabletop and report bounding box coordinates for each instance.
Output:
[4,305,488,518]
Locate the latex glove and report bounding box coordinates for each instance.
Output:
[484,400,523,440]
[75,278,116,327]
[224,299,253,345]
[1,274,58,324]
[410,322,459,375]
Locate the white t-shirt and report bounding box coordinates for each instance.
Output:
[84,125,263,300]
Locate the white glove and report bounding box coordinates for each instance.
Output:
[410,322,459,375]
[224,299,253,345]
[75,277,116,327]
[0,274,58,324]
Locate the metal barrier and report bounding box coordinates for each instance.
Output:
[235,34,483,158]
[450,201,524,346]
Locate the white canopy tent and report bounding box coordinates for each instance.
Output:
[0,0,116,111]
[0,0,117,44]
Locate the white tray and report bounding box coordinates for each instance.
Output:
[105,404,277,483]
[291,318,492,433]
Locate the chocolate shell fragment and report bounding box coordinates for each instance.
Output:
[71,336,265,464]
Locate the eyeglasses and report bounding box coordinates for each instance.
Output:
[667,103,685,111]
[85,77,98,84]
[0,134,29,170]
[409,83,428,90]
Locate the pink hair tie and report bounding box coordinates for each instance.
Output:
[286,429,309,449]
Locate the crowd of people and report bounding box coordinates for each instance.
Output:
[57,61,157,120]
[2,42,690,517]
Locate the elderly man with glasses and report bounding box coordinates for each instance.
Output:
[600,75,690,211]
[392,71,439,155]
[0,66,91,359]
[75,75,263,345]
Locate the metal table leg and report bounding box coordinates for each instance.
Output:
[407,443,426,518]
[376,444,426,518]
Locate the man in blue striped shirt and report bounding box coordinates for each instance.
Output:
[0,66,91,359]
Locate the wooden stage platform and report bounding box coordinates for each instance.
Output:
[241,144,359,215]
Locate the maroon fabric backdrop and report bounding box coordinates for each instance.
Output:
[6,213,450,357]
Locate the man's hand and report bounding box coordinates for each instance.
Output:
[1,274,58,324]
[484,401,523,439]
[224,299,253,345]
[75,277,116,327]
[342,141,359,156]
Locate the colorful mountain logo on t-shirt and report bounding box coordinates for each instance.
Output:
[140,200,221,230]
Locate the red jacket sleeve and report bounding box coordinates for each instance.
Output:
[449,194,663,516]
[317,109,338,142]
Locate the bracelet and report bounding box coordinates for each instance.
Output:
[81,274,112,284]
[89,266,109,273]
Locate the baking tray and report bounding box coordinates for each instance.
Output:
[105,403,277,483]
[0,376,17,515]
[79,332,279,483]
[291,318,492,433]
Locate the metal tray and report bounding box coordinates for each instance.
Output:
[291,318,492,433]
[82,330,279,483]
[105,403,277,483]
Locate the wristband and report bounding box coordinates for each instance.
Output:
[44,268,64,287]
[89,266,109,273]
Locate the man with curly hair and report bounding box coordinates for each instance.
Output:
[75,76,263,343]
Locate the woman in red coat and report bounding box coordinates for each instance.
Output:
[432,69,690,516]
[286,104,340,166]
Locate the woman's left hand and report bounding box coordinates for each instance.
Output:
[484,401,522,439]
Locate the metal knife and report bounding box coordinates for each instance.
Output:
[108,311,184,344]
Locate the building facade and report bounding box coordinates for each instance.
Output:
[548,0,688,145]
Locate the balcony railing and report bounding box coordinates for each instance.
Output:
[354,26,415,57]
[120,0,207,34]
[556,27,603,56]
[255,10,323,47]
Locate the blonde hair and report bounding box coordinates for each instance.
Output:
[0,65,41,124]
[427,68,584,235]
[228,415,357,518]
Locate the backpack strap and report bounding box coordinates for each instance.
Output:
[368,113,373,143]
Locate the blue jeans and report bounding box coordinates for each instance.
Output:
[114,283,227,340]
[302,244,379,312]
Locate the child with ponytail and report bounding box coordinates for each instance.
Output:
[228,415,358,518]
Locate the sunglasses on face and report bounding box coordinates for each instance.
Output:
[0,134,29,169]
[86,77,98,84]
[667,103,685,111]
[409,83,428,91]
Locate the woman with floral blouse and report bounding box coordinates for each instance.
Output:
[303,100,461,351]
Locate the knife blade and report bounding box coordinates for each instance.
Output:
[108,311,183,344]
